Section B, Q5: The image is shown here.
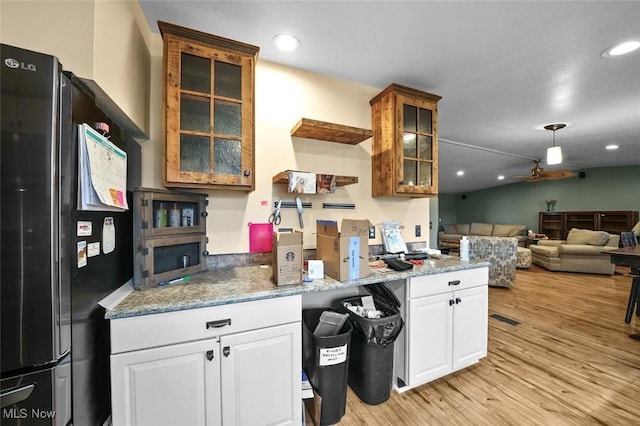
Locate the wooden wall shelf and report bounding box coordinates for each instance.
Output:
[290,118,372,145]
[272,172,358,186]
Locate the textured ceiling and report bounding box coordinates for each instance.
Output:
[140,0,640,194]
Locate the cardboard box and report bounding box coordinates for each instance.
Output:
[316,219,370,281]
[272,230,303,285]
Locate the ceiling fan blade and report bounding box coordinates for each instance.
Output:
[539,170,576,178]
[543,175,573,181]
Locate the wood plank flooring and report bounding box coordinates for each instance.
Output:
[335,265,640,425]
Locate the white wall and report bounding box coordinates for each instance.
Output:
[93,0,151,135]
[1,1,96,77]
[1,0,151,134]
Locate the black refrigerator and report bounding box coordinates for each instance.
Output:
[1,44,142,425]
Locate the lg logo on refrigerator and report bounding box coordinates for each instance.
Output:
[4,58,36,71]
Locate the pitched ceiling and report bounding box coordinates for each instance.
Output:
[140,0,640,194]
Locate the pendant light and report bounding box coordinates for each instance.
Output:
[545,123,566,165]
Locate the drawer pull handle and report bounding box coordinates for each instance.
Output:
[449,299,455,306]
[206,318,231,329]
[223,346,230,357]
[448,280,461,286]
[206,350,214,361]
[455,297,462,304]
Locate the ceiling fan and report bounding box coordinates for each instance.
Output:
[514,159,577,182]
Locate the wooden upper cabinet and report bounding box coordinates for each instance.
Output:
[159,21,259,191]
[370,83,441,197]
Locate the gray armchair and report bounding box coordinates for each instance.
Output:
[468,236,518,288]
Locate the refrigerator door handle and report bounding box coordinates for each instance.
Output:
[1,383,35,408]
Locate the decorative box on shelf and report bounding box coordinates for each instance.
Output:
[133,187,208,290]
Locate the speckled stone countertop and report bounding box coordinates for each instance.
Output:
[106,257,489,320]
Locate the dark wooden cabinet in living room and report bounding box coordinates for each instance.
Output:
[539,210,639,240]
[538,212,563,240]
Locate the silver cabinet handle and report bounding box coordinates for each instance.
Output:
[206,318,231,329]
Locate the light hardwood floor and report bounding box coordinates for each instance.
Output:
[336,265,640,425]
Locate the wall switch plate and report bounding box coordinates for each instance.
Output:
[415,224,421,237]
[369,225,376,239]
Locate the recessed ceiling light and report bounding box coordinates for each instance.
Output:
[456,171,464,176]
[601,41,640,57]
[497,175,505,180]
[273,34,300,52]
[605,144,619,150]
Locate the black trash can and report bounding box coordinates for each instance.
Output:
[302,308,352,425]
[339,284,403,405]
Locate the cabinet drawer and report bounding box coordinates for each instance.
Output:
[111,295,301,354]
[408,267,488,299]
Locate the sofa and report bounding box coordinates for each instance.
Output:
[468,236,518,288]
[529,228,620,275]
[439,222,527,249]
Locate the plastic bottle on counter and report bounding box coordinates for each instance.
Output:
[460,236,470,261]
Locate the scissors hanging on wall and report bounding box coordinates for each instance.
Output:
[269,199,282,225]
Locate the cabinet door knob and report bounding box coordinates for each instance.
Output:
[243,170,251,177]
[223,346,230,357]
[202,250,210,256]
[206,350,214,361]
[448,280,461,286]
[206,318,231,329]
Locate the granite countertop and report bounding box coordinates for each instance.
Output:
[106,257,489,320]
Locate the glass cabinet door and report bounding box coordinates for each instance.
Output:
[177,56,244,177]
[397,94,437,195]
[173,45,250,185]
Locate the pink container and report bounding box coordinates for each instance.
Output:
[248,222,273,253]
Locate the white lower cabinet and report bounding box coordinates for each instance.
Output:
[451,286,489,371]
[392,267,489,391]
[111,339,221,426]
[220,323,300,426]
[110,296,302,426]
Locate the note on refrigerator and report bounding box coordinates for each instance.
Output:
[78,123,128,211]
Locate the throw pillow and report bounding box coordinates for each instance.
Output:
[508,225,526,237]
[470,222,494,236]
[456,223,471,234]
[492,224,514,237]
[444,224,458,234]
[566,228,610,246]
[589,231,610,246]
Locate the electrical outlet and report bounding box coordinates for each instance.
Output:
[369,225,376,239]
[415,224,421,237]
